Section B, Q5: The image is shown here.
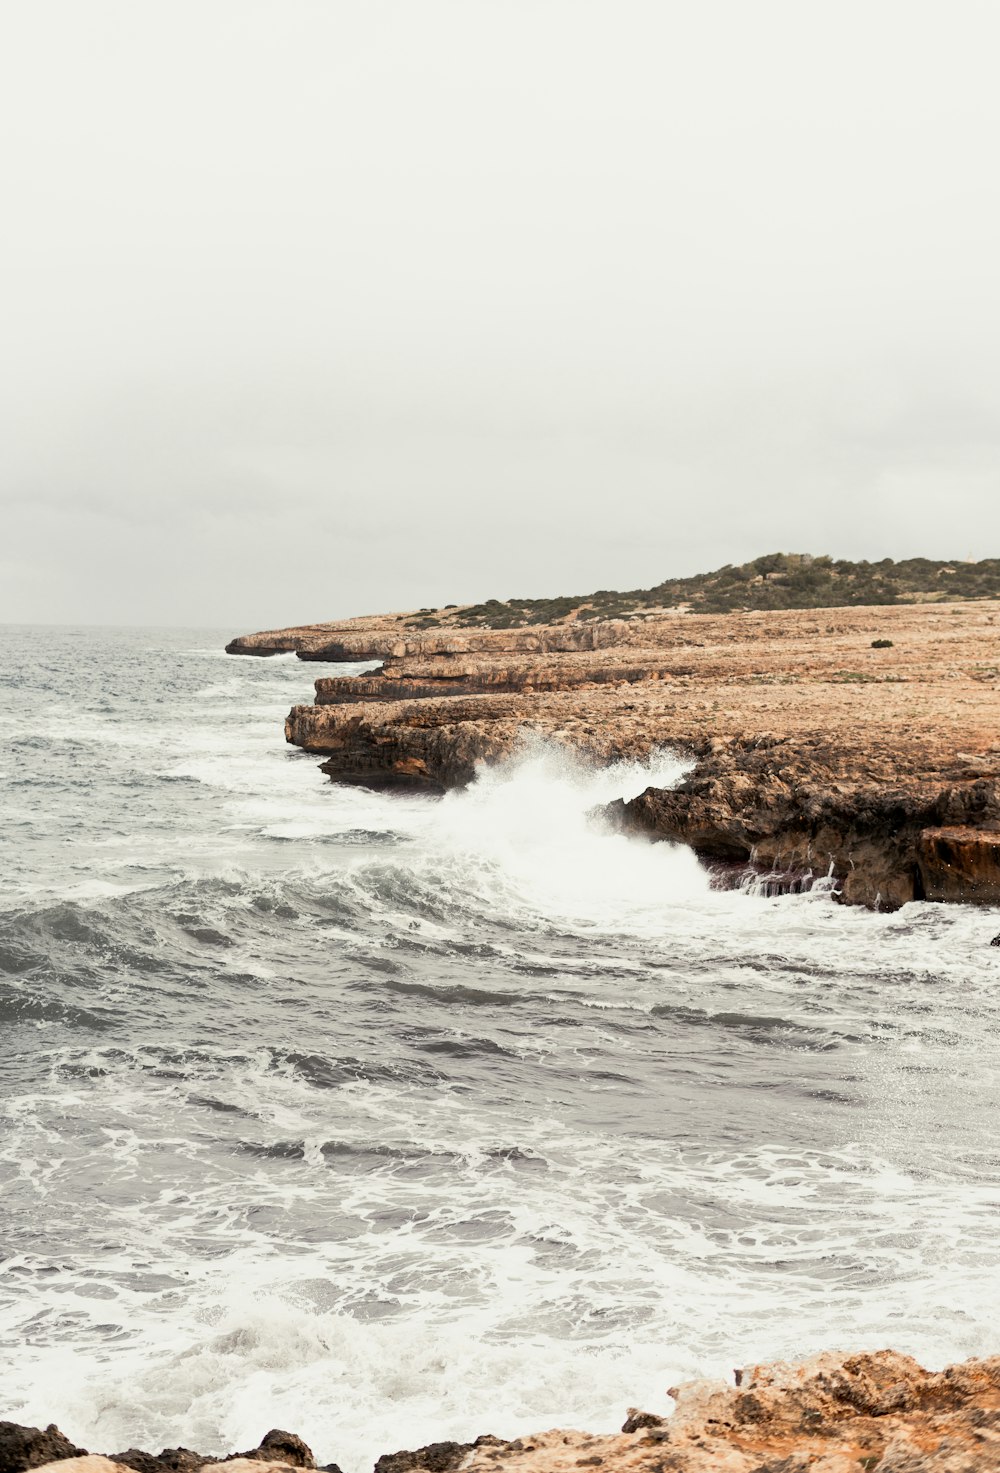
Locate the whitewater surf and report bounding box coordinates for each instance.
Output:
[3,628,999,1473]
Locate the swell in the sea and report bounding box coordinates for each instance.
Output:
[3,630,999,1472]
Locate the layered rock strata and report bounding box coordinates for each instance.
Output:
[229,602,1000,909]
[10,1351,1000,1472]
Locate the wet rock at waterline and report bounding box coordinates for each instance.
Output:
[231,601,1000,910]
[0,1424,87,1473]
[1,1432,338,1473]
[13,1351,1000,1471]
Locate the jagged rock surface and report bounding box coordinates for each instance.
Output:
[10,1353,1000,1472]
[0,1424,88,1473]
[0,1431,341,1473]
[457,1350,1000,1471]
[230,602,1000,909]
[616,742,1000,909]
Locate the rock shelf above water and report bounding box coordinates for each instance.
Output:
[227,601,1000,909]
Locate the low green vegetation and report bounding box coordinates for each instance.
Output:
[406,553,1000,628]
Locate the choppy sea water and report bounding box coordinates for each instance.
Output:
[2,626,999,1471]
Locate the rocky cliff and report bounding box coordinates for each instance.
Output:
[228,601,1000,909]
[9,1350,1000,1473]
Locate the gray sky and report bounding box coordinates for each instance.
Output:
[3,0,999,627]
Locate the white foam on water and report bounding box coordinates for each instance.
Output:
[3,1291,683,1473]
[5,1009,1000,1473]
[422,739,711,926]
[7,635,1000,1472]
[6,1137,1000,1473]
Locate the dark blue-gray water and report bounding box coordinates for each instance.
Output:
[2,626,999,1470]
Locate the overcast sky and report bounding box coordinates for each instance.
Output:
[2,1,999,628]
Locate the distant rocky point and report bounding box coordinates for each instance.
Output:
[8,1349,1000,1472]
[226,563,1000,911]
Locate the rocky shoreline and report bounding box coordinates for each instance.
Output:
[9,1350,1000,1472]
[226,601,1000,909]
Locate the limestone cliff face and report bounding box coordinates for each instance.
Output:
[225,616,641,662]
[918,826,1000,903]
[231,601,1000,909]
[284,695,527,790]
[311,654,681,707]
[617,747,1000,909]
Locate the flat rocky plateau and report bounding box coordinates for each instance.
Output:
[9,1351,1000,1473]
[228,600,1000,910]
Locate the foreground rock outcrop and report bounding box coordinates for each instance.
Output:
[228,601,1000,909]
[10,1351,1000,1472]
[0,1426,339,1473]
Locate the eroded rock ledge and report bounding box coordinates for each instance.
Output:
[10,1350,1000,1473]
[228,602,1000,909]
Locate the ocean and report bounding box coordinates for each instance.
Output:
[2,626,999,1471]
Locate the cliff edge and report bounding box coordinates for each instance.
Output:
[227,601,1000,909]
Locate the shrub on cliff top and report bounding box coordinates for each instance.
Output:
[437,554,1000,628]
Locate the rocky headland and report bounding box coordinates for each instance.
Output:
[226,599,1000,909]
[9,1350,1000,1473]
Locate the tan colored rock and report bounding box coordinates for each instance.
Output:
[231,601,1000,909]
[41,1460,130,1473]
[203,1461,298,1473]
[455,1351,1000,1472]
